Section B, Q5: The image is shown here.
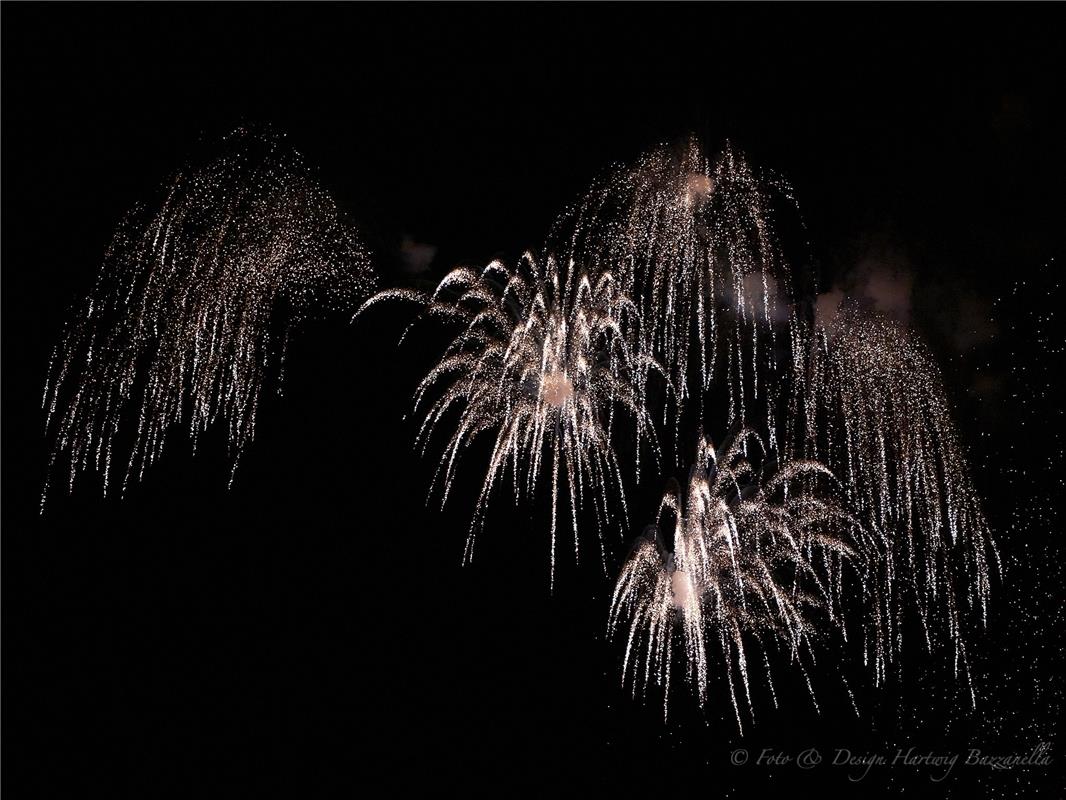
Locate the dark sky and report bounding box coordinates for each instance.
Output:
[3,5,1063,796]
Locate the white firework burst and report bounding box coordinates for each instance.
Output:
[358,252,662,585]
[609,428,869,729]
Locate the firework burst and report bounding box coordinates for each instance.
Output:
[358,252,661,585]
[43,128,374,505]
[609,428,868,728]
[805,303,999,691]
[553,137,805,443]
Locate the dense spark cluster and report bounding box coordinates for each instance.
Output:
[804,304,999,689]
[43,128,375,504]
[609,429,868,728]
[552,137,804,435]
[357,252,660,584]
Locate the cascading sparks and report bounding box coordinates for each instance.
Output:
[803,303,999,694]
[574,139,996,720]
[551,137,805,448]
[43,128,375,505]
[47,127,998,726]
[357,251,662,586]
[609,428,872,728]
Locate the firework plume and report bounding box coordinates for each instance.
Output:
[43,128,375,505]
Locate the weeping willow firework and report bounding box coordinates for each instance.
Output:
[609,428,868,728]
[357,252,660,584]
[553,137,805,441]
[43,128,374,505]
[805,304,999,691]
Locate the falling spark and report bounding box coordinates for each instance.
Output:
[609,428,866,729]
[43,127,375,506]
[357,252,662,585]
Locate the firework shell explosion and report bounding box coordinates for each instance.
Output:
[43,128,375,505]
[609,428,874,729]
[356,252,663,586]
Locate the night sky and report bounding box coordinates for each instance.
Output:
[3,6,1063,796]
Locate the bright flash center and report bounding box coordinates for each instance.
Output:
[539,370,575,407]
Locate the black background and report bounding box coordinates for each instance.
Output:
[3,5,1064,796]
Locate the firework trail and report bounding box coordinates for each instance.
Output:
[552,137,805,447]
[357,252,661,585]
[804,302,999,693]
[43,128,375,505]
[609,428,867,729]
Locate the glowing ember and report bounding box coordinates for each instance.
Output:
[539,370,574,407]
[669,568,693,608]
[683,172,714,207]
